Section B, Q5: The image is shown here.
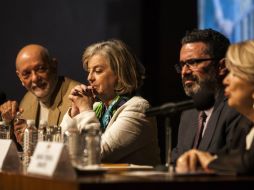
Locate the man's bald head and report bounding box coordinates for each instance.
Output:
[16,44,52,70]
[15,44,58,102]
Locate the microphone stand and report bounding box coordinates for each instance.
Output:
[146,100,191,174]
[164,116,173,174]
[145,100,193,174]
[147,92,215,173]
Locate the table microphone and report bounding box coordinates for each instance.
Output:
[145,90,215,116]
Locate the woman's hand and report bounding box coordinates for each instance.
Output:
[176,149,216,173]
[69,102,80,118]
[68,84,95,116]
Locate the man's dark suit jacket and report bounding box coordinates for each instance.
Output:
[171,89,251,164]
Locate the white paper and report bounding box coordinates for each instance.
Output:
[28,141,63,176]
[0,139,12,169]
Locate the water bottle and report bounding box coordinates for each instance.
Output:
[45,125,54,141]
[83,124,101,165]
[13,112,27,146]
[14,111,27,126]
[53,125,62,142]
[0,120,11,139]
[63,125,83,167]
[23,120,38,171]
[38,120,47,142]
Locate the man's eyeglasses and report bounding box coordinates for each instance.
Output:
[175,58,217,73]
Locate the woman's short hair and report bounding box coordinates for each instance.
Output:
[226,40,254,82]
[82,39,145,95]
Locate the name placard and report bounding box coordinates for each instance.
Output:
[0,139,20,172]
[28,141,76,179]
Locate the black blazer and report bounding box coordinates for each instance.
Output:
[171,90,251,164]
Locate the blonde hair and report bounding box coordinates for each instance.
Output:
[82,39,145,95]
[226,40,254,82]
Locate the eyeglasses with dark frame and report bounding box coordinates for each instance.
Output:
[174,58,218,73]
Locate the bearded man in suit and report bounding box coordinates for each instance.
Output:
[171,28,252,164]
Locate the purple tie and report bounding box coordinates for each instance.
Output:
[193,111,207,148]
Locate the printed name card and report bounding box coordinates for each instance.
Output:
[28,141,76,179]
[0,139,20,172]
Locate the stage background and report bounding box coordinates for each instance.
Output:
[198,0,254,43]
[0,0,198,164]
